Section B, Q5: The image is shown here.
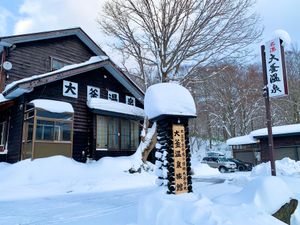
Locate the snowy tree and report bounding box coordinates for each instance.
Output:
[99,0,263,85]
[186,63,264,143]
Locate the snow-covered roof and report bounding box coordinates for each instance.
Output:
[250,123,300,137]
[226,135,259,146]
[0,94,8,104]
[227,123,300,146]
[2,56,144,103]
[3,56,108,97]
[144,83,196,120]
[87,98,144,118]
[30,99,74,113]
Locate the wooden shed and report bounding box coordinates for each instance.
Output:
[227,124,300,164]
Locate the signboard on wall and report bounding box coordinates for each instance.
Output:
[63,80,78,98]
[265,38,288,98]
[87,85,100,101]
[172,124,188,194]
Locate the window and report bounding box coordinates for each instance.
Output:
[108,91,119,102]
[51,57,70,71]
[35,119,72,142]
[0,121,7,150]
[24,109,73,143]
[96,115,140,151]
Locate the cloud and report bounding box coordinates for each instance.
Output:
[0,7,14,36]
[14,0,103,40]
[13,0,133,66]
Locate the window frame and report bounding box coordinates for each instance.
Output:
[23,107,74,144]
[96,115,140,151]
[0,120,8,152]
[50,57,72,71]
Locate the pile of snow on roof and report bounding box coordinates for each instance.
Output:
[87,98,144,117]
[144,83,196,120]
[30,99,74,113]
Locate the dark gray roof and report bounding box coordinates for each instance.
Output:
[0,27,106,56]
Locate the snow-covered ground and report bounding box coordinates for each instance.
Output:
[0,156,300,225]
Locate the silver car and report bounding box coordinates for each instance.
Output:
[201,157,236,173]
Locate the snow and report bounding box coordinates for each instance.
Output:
[30,99,74,113]
[0,155,155,201]
[251,123,300,137]
[227,123,300,146]
[3,56,109,98]
[0,156,300,225]
[0,93,8,103]
[274,29,292,46]
[226,134,259,145]
[144,83,196,120]
[252,157,300,177]
[87,98,144,117]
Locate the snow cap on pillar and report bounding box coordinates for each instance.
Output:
[144,82,196,121]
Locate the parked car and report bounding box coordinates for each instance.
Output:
[227,158,253,171]
[201,157,236,173]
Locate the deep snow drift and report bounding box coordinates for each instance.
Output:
[0,156,300,225]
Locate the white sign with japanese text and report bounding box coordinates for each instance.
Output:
[265,38,288,98]
[87,85,100,101]
[63,80,78,98]
[126,96,135,106]
[108,90,119,102]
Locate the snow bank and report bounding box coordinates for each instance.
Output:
[215,176,293,214]
[144,83,196,120]
[137,188,286,225]
[252,158,300,176]
[0,156,155,200]
[30,99,74,113]
[192,161,220,176]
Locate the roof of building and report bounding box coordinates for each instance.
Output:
[226,123,300,146]
[87,98,144,119]
[1,56,144,102]
[0,27,106,56]
[226,135,259,146]
[250,123,300,138]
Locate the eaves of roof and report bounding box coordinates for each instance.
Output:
[2,58,144,103]
[0,27,106,56]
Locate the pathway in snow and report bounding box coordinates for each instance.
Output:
[0,178,227,225]
[0,187,155,225]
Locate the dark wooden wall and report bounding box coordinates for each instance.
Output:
[21,68,143,162]
[5,36,95,84]
[259,135,300,162]
[6,98,25,163]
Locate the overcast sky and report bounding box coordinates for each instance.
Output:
[0,0,299,63]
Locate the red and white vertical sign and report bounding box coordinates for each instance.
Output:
[265,38,288,98]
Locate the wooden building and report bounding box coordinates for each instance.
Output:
[0,28,144,163]
[227,124,300,164]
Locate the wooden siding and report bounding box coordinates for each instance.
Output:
[5,36,95,84]
[21,68,143,162]
[6,99,24,163]
[259,135,300,162]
